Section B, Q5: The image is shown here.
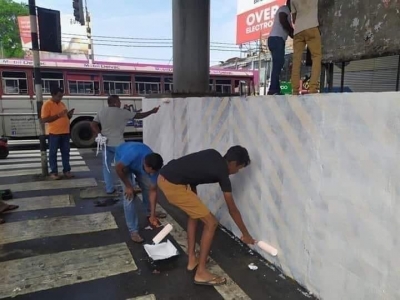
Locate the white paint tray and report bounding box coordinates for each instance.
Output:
[144,239,179,261]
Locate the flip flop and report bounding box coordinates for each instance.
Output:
[155,212,167,219]
[3,204,19,212]
[187,252,211,272]
[194,276,226,286]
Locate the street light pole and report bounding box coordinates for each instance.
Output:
[28,0,49,177]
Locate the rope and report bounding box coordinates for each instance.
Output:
[95,133,110,173]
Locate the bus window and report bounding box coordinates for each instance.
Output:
[33,72,64,94]
[103,74,131,95]
[66,73,100,95]
[215,79,231,93]
[135,76,161,95]
[1,71,28,95]
[164,77,173,93]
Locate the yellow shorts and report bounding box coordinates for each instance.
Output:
[157,175,210,219]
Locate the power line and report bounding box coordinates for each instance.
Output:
[61,33,238,46]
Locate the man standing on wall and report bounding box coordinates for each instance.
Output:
[290,0,321,95]
[157,146,255,286]
[41,87,74,180]
[91,95,160,194]
[267,0,294,95]
[115,142,163,242]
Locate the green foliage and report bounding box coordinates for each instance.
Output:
[0,0,29,58]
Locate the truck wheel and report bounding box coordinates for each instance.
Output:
[71,120,95,148]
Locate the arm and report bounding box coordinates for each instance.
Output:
[116,162,134,189]
[223,192,252,238]
[40,103,68,123]
[279,12,294,38]
[133,106,160,119]
[149,184,157,219]
[91,121,101,135]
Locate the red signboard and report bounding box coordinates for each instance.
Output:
[236,0,286,44]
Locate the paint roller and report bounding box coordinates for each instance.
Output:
[152,223,173,244]
[256,240,278,256]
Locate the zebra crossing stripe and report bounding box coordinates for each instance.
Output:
[0,177,97,193]
[127,295,156,300]
[3,195,74,213]
[8,148,80,154]
[0,156,83,164]
[0,243,137,299]
[0,166,90,178]
[6,152,81,158]
[156,205,251,300]
[0,160,86,171]
[0,212,117,245]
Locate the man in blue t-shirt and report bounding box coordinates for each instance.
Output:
[115,142,164,243]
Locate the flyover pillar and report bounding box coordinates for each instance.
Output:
[172,0,210,94]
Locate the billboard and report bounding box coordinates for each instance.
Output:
[236,0,286,45]
[17,14,89,60]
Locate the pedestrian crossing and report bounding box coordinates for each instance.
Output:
[0,148,155,299]
[0,147,90,177]
[0,147,248,300]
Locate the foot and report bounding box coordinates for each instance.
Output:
[63,172,74,179]
[194,270,226,286]
[106,189,117,195]
[0,218,4,224]
[187,252,211,271]
[130,232,144,243]
[49,173,61,180]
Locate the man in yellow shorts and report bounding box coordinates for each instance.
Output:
[157,146,255,286]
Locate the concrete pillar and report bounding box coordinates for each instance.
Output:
[172,0,210,94]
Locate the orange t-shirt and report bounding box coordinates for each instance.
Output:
[41,99,70,135]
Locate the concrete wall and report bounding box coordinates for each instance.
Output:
[143,93,400,300]
[319,0,400,62]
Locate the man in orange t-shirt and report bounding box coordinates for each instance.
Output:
[41,87,74,180]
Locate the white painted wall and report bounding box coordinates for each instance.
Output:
[143,93,400,300]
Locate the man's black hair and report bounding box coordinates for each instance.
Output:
[50,86,63,96]
[107,95,119,105]
[223,146,251,167]
[286,0,291,7]
[145,153,164,171]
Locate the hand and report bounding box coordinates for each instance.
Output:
[57,109,68,117]
[124,186,135,200]
[241,234,256,245]
[151,106,160,114]
[149,216,160,228]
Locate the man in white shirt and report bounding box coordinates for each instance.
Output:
[267,0,294,95]
[291,0,321,95]
[91,95,159,195]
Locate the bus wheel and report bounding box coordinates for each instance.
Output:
[71,120,95,148]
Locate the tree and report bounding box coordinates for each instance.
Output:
[0,0,29,58]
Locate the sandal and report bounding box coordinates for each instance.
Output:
[130,232,144,243]
[194,276,226,286]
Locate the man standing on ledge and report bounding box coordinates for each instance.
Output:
[41,87,74,180]
[115,142,163,243]
[267,0,294,95]
[91,95,160,194]
[290,0,321,95]
[157,146,255,286]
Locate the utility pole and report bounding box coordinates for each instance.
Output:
[257,34,262,95]
[85,0,94,64]
[29,0,48,177]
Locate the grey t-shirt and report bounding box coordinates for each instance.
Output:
[93,107,136,147]
[270,6,292,40]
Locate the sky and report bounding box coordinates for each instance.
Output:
[17,0,242,65]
